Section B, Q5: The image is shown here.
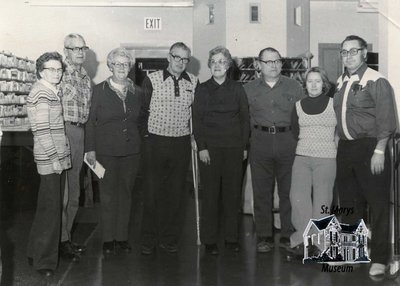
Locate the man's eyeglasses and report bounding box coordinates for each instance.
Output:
[210,59,228,66]
[113,62,130,69]
[258,59,282,67]
[65,46,89,53]
[170,53,190,64]
[43,68,63,73]
[340,48,363,57]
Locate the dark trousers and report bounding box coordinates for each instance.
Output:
[27,172,65,271]
[336,138,391,264]
[249,130,296,238]
[97,154,140,242]
[199,147,243,244]
[141,134,191,247]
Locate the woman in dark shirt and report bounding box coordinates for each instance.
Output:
[193,46,250,255]
[85,47,142,256]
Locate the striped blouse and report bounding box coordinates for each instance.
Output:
[27,80,71,175]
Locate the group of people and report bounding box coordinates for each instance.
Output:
[26,33,396,279]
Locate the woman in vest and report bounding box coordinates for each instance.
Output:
[287,67,337,257]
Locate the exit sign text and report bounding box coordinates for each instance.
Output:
[144,17,162,30]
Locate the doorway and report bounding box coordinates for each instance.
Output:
[129,58,168,86]
[319,43,373,84]
[318,43,342,83]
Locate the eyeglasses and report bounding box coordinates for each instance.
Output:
[170,53,190,64]
[43,68,63,73]
[210,59,228,66]
[340,48,363,57]
[65,46,89,53]
[113,62,130,69]
[259,59,282,67]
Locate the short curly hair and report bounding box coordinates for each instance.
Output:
[207,46,233,68]
[36,52,64,80]
[106,47,134,69]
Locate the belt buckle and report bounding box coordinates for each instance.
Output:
[270,126,276,134]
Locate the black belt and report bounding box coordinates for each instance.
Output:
[254,125,291,134]
[66,121,84,128]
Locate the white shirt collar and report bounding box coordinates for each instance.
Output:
[39,79,59,95]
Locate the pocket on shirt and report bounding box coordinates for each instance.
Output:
[353,91,375,108]
[277,93,296,112]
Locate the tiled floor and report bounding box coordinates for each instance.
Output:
[1,147,400,286]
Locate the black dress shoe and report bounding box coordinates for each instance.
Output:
[71,241,87,253]
[225,241,240,252]
[103,241,116,255]
[37,269,54,277]
[116,241,132,253]
[27,257,33,266]
[159,243,178,253]
[205,244,219,255]
[279,237,290,249]
[60,241,81,262]
[286,244,304,257]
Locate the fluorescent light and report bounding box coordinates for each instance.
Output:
[26,0,194,7]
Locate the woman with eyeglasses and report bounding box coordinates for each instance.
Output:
[26,52,71,277]
[85,47,142,256]
[287,67,337,258]
[193,46,250,255]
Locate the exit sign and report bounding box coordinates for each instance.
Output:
[144,17,162,30]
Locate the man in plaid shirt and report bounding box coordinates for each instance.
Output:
[60,33,92,261]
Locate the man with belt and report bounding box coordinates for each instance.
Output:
[334,35,396,277]
[59,33,92,261]
[244,47,303,253]
[139,42,198,255]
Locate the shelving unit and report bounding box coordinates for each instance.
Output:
[234,56,311,84]
[0,51,36,131]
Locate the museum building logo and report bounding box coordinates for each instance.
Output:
[302,215,370,272]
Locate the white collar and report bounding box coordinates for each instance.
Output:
[39,79,59,95]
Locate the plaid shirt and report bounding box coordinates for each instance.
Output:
[60,58,92,124]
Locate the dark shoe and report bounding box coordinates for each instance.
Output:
[286,244,304,258]
[27,257,33,266]
[37,269,54,277]
[103,241,116,255]
[257,237,274,253]
[71,241,87,253]
[60,241,81,262]
[279,237,290,249]
[116,241,132,253]
[205,244,219,255]
[225,241,240,252]
[141,244,155,255]
[159,243,178,253]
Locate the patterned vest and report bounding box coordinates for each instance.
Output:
[148,70,197,137]
[296,98,337,158]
